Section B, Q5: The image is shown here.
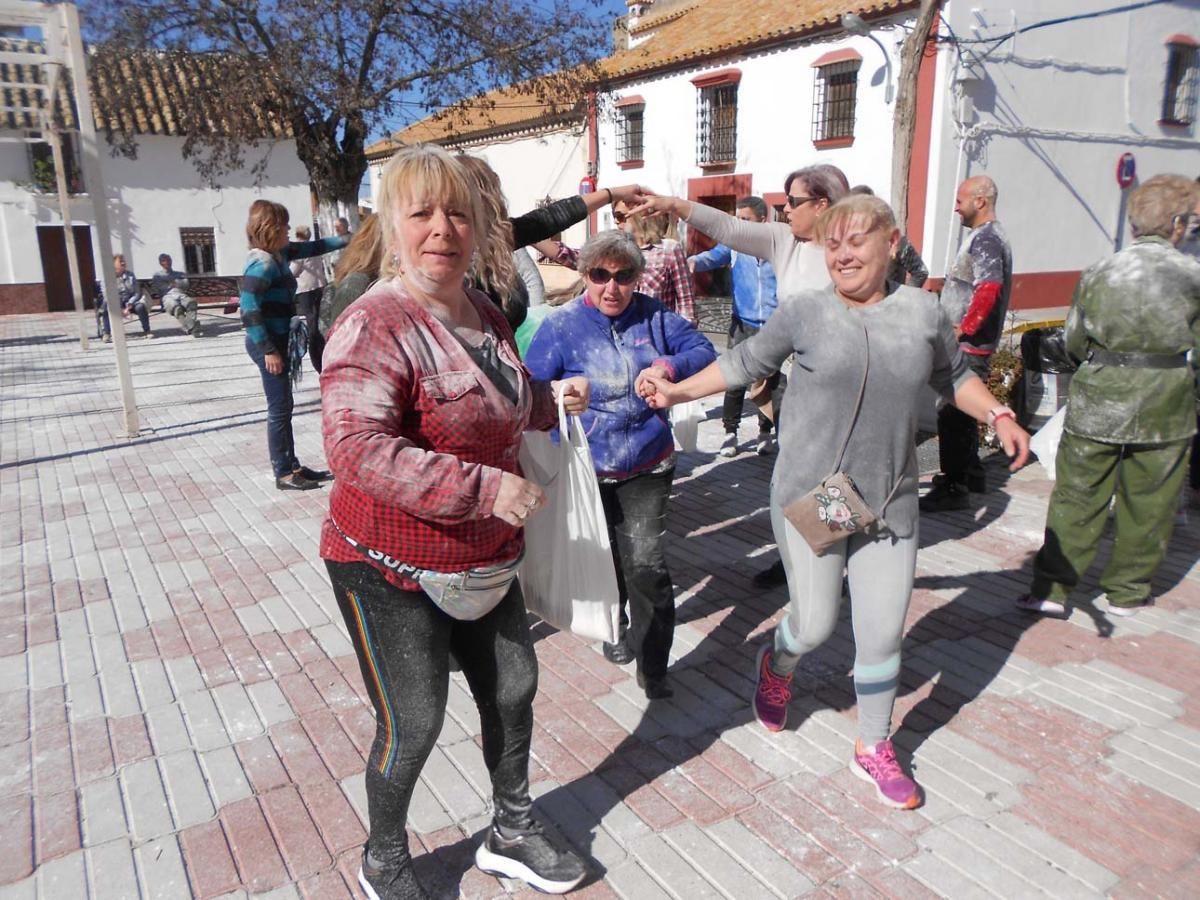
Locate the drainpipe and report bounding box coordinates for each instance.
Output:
[587,89,598,238]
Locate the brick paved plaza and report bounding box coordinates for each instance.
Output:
[2,311,1199,899]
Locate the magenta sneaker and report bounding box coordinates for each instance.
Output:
[753,644,792,732]
[852,738,921,809]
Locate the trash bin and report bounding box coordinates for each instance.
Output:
[1017,325,1075,429]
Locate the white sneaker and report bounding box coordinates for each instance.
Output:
[756,435,775,456]
[719,433,738,457]
[1106,598,1153,617]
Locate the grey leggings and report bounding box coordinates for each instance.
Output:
[769,500,919,745]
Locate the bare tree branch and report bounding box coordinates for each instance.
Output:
[82,0,609,212]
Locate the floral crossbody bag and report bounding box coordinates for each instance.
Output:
[782,323,906,555]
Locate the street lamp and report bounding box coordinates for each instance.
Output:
[841,13,895,104]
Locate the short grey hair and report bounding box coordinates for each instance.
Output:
[577,231,645,278]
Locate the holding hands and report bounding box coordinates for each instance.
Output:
[637,370,681,410]
[605,184,656,207]
[634,364,671,400]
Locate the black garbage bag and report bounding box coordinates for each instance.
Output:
[1020,326,1077,374]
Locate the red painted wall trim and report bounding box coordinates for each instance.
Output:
[926,270,1082,312]
[905,10,940,254]
[811,48,862,67]
[686,173,753,255]
[691,67,742,88]
[615,94,645,108]
[587,90,598,236]
[1166,33,1198,46]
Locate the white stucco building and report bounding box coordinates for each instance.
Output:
[0,48,313,315]
[922,0,1200,307]
[370,0,1200,313]
[366,83,591,249]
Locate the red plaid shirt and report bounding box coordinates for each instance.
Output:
[319,282,558,590]
[638,240,697,325]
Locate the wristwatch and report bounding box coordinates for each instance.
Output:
[987,405,1016,427]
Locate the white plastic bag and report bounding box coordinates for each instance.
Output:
[1029,405,1066,480]
[518,395,620,643]
[670,400,702,453]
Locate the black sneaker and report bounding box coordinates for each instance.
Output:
[918,478,969,512]
[358,849,429,900]
[602,639,634,665]
[751,558,786,588]
[275,472,320,491]
[475,821,586,894]
[636,670,673,700]
[294,465,334,483]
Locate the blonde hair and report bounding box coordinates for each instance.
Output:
[334,213,383,284]
[1128,174,1200,239]
[455,155,517,296]
[813,194,897,243]
[294,225,311,240]
[630,210,671,246]
[246,200,290,251]
[375,144,482,279]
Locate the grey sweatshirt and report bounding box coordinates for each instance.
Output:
[685,203,828,295]
[719,285,971,538]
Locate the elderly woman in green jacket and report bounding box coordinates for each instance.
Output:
[1019,174,1200,618]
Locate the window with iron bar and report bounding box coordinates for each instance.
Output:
[1162,42,1198,125]
[617,105,644,162]
[180,227,217,275]
[696,84,737,164]
[26,130,84,194]
[812,60,861,142]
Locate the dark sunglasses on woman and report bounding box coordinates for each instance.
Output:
[786,194,820,209]
[587,267,638,286]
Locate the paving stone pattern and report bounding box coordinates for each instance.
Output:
[2,311,1199,899]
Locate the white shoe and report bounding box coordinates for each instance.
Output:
[1106,598,1153,617]
[719,433,738,457]
[756,435,775,456]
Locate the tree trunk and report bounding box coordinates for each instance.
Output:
[292,113,367,234]
[891,0,940,233]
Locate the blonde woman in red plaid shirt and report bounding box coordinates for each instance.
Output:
[320,144,590,899]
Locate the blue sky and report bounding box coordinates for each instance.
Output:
[378,0,630,138]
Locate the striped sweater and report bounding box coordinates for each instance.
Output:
[240,236,348,353]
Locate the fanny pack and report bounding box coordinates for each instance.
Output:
[782,322,904,555]
[330,515,521,620]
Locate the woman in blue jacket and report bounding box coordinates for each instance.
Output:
[524,231,716,699]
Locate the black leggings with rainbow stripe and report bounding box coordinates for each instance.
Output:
[326,560,539,867]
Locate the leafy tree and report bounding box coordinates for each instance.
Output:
[84,0,609,226]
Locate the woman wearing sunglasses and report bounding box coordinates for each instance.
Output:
[639,194,1030,810]
[631,165,849,588]
[524,231,716,699]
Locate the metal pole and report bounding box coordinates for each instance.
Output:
[45,119,89,351]
[58,2,139,436]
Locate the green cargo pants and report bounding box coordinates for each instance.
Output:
[1031,430,1188,607]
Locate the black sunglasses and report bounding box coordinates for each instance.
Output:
[786,194,820,209]
[587,267,638,286]
[612,211,628,224]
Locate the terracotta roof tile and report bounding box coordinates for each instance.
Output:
[369,0,915,156]
[0,40,291,139]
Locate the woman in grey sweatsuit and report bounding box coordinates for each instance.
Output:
[641,194,1030,811]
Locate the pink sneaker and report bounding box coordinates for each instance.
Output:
[853,738,921,809]
[753,644,792,732]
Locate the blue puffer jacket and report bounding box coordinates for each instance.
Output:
[524,292,717,478]
[689,243,778,328]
